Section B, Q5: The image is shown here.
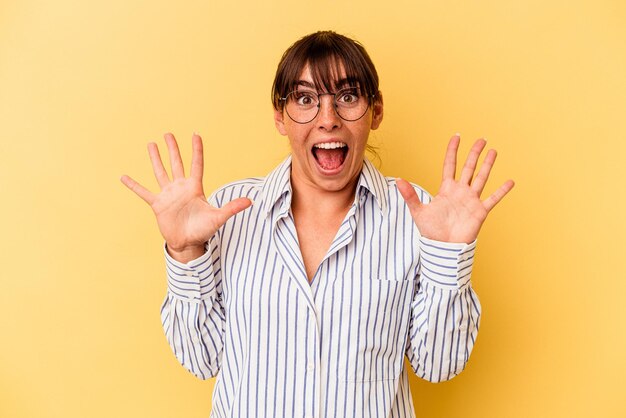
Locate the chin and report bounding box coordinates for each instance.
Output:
[315,179,350,192]
[313,165,360,193]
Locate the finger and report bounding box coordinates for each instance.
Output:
[459,138,487,185]
[147,142,170,187]
[396,177,423,214]
[120,174,155,205]
[471,149,497,196]
[483,179,515,212]
[164,132,185,179]
[190,133,204,181]
[442,134,460,180]
[214,197,253,226]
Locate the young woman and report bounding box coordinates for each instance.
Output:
[121,30,514,418]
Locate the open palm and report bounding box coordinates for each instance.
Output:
[397,134,514,243]
[121,133,252,259]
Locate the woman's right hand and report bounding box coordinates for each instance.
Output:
[121,132,252,263]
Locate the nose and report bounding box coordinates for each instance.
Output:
[316,93,341,130]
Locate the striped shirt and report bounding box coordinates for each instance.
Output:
[161,156,481,418]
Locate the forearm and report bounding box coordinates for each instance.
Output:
[161,293,224,379]
[406,281,481,382]
[406,237,481,383]
[161,239,225,379]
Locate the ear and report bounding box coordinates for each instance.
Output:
[274,109,288,136]
[370,92,384,130]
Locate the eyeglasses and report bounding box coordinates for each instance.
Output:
[279,87,374,124]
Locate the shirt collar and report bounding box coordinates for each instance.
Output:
[261,155,293,218]
[358,158,389,213]
[261,155,389,218]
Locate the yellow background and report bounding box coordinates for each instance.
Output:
[1,0,624,417]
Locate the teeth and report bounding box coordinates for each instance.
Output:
[313,142,347,149]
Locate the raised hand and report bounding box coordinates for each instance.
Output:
[397,134,514,244]
[120,132,252,262]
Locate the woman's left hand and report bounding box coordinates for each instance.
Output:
[397,134,515,244]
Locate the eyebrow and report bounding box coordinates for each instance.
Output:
[296,80,316,89]
[296,78,360,91]
[335,78,359,88]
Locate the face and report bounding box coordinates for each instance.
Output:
[274,64,384,194]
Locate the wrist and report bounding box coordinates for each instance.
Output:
[166,243,206,263]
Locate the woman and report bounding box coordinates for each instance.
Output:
[121,31,513,418]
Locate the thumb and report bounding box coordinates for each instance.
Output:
[215,197,253,226]
[396,178,423,214]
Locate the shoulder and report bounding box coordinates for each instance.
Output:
[385,176,433,205]
[361,158,433,207]
[206,155,292,209]
[207,177,265,207]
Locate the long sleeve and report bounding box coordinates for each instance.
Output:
[160,233,225,380]
[405,236,482,383]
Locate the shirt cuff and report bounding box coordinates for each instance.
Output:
[163,242,216,302]
[418,236,477,290]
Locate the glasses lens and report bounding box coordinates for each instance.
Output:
[334,87,369,121]
[285,90,319,124]
[283,88,371,123]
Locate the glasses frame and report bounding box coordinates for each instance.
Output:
[279,87,376,124]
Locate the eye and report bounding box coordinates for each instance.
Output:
[294,91,317,106]
[337,89,360,104]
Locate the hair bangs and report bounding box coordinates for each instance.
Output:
[272,31,380,110]
[306,52,362,93]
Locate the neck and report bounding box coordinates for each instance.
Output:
[290,167,360,217]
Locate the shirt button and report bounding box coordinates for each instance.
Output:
[191,335,200,343]
[185,271,194,277]
[307,363,315,372]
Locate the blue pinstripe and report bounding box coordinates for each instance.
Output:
[160,156,482,417]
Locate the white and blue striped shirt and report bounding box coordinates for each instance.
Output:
[161,156,481,418]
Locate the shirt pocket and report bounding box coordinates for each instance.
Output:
[332,277,414,383]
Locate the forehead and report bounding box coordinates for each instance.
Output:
[297,63,358,91]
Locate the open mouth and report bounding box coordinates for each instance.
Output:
[311,142,349,172]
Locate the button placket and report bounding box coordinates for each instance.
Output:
[305,310,321,418]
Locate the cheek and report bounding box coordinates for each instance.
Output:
[286,135,309,158]
[353,125,372,148]
[285,124,312,146]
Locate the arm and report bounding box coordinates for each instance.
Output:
[397,134,513,381]
[120,132,252,379]
[405,237,481,382]
[161,233,225,380]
